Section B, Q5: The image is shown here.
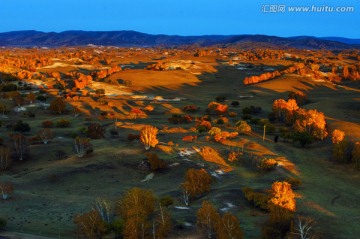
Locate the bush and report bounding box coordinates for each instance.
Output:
[36,95,47,102]
[42,120,54,128]
[183,105,199,113]
[56,119,71,128]
[292,131,313,147]
[87,123,105,139]
[168,114,193,124]
[13,120,31,132]
[231,101,239,107]
[95,89,105,95]
[236,120,252,134]
[0,217,6,229]
[160,196,174,207]
[146,153,167,171]
[242,187,269,210]
[268,112,276,122]
[258,158,278,171]
[109,128,119,137]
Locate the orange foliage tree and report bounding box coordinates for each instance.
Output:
[294,109,328,140]
[197,200,220,238]
[49,97,66,114]
[182,168,212,199]
[140,125,159,150]
[331,129,345,144]
[117,188,156,239]
[197,200,243,239]
[74,210,107,239]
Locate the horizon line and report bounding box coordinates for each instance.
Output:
[0,29,359,40]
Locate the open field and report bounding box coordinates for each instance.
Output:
[0,47,360,239]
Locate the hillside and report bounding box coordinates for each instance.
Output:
[0,30,359,49]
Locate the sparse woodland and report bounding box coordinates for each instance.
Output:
[0,46,359,238]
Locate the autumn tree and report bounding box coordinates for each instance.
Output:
[263,181,296,239]
[293,216,317,239]
[11,133,27,161]
[49,97,66,114]
[74,210,107,239]
[294,109,328,140]
[38,128,53,144]
[140,125,159,150]
[236,120,251,134]
[0,182,14,200]
[26,93,36,104]
[272,99,299,124]
[182,168,212,199]
[215,212,244,239]
[331,129,345,144]
[154,203,172,239]
[74,137,93,158]
[197,200,220,239]
[87,123,105,139]
[0,146,11,171]
[117,188,156,239]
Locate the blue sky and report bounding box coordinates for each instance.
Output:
[0,0,359,38]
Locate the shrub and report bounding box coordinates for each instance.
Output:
[146,153,167,171]
[36,95,47,102]
[183,105,199,113]
[13,120,31,132]
[242,187,269,210]
[258,158,278,171]
[0,217,6,229]
[168,114,193,124]
[182,135,197,142]
[87,123,105,139]
[109,128,119,137]
[42,120,54,128]
[231,101,239,107]
[56,119,71,128]
[160,196,174,207]
[95,89,105,95]
[236,120,251,134]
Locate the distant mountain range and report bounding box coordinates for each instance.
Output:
[0,30,359,49]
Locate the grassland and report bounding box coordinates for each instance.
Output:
[0,48,360,239]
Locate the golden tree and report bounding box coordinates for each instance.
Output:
[154,203,172,239]
[197,200,220,239]
[140,125,159,150]
[74,210,106,239]
[11,133,27,161]
[215,212,243,239]
[331,129,345,144]
[0,146,11,171]
[49,97,66,114]
[117,188,156,239]
[182,168,212,199]
[74,137,93,158]
[268,181,296,225]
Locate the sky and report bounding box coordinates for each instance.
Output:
[0,0,359,38]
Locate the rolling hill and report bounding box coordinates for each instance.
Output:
[0,30,358,49]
